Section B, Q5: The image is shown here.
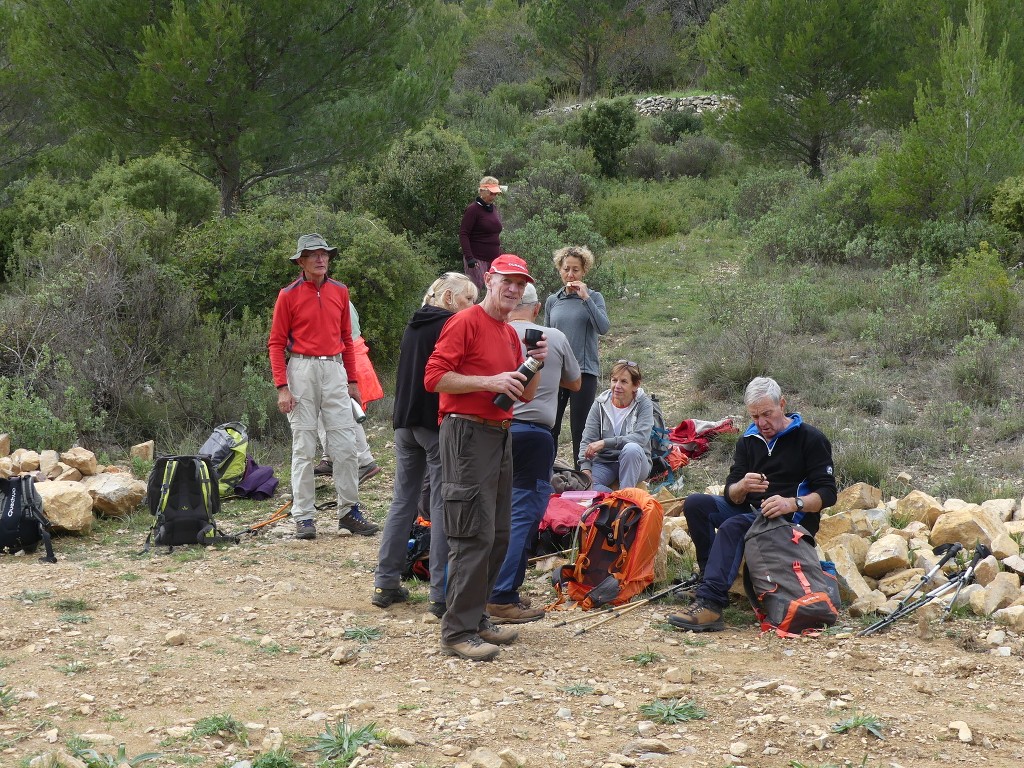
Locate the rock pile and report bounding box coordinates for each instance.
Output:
[0,433,150,535]
[659,481,1024,628]
[537,94,735,117]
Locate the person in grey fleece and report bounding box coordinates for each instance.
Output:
[578,360,653,492]
[545,245,610,468]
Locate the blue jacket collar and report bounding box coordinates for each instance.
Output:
[743,412,803,449]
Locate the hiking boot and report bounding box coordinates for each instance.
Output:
[667,598,725,632]
[486,601,545,624]
[440,634,500,662]
[478,618,518,645]
[371,586,409,608]
[358,462,381,486]
[313,459,333,476]
[294,519,317,540]
[427,601,447,619]
[338,504,379,536]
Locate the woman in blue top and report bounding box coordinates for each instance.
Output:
[545,245,610,468]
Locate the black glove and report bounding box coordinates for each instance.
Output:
[467,259,478,269]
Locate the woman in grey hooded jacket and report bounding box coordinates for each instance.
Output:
[578,360,653,492]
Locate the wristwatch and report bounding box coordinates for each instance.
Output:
[794,497,805,512]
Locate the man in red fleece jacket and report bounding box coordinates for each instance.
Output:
[268,234,379,541]
[424,254,547,661]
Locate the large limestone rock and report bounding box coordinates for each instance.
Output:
[832,483,882,514]
[981,498,1016,522]
[668,526,694,556]
[969,572,1021,616]
[130,440,155,462]
[896,490,943,528]
[848,590,888,617]
[0,456,12,479]
[13,449,41,472]
[35,481,93,534]
[60,447,99,476]
[1000,555,1024,578]
[993,605,1024,632]
[990,532,1020,560]
[930,504,1007,549]
[863,533,910,578]
[825,544,874,602]
[878,568,923,597]
[38,450,61,476]
[817,509,876,548]
[80,473,147,517]
[0,432,9,456]
[826,533,869,569]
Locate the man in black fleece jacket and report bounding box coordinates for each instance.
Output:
[670,377,837,632]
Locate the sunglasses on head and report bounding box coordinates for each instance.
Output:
[616,359,640,371]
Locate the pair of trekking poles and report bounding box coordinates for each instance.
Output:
[858,541,990,637]
[551,574,701,636]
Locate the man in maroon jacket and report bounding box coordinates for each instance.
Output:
[268,234,379,540]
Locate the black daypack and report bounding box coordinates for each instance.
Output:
[144,456,238,551]
[0,476,56,563]
[742,514,840,637]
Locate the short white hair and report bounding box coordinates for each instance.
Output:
[744,377,782,406]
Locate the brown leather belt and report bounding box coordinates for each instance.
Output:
[289,353,342,362]
[448,413,512,430]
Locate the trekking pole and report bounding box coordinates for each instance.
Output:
[941,544,989,620]
[571,578,699,635]
[895,542,962,611]
[240,500,292,536]
[527,549,571,565]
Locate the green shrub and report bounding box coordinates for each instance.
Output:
[834,440,891,489]
[859,261,941,358]
[577,98,639,177]
[662,135,726,179]
[730,167,809,230]
[0,377,80,451]
[507,157,597,222]
[347,122,479,265]
[587,182,690,245]
[935,242,1017,337]
[650,110,703,144]
[990,175,1024,233]
[489,81,548,113]
[951,321,1016,406]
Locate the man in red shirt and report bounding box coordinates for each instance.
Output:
[268,234,379,540]
[424,254,548,661]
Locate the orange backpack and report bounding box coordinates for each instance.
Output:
[552,488,664,610]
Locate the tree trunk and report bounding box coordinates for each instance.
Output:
[217,146,242,218]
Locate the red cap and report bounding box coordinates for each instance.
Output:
[487,254,534,283]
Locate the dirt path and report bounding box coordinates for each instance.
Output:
[3,507,1024,768]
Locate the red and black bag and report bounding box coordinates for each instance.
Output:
[742,514,840,636]
[552,488,664,610]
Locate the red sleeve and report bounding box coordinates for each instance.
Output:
[268,290,291,388]
[423,314,462,392]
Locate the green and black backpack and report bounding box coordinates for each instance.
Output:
[144,456,238,551]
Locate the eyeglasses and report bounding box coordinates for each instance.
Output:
[616,359,639,368]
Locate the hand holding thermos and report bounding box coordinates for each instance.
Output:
[493,328,545,410]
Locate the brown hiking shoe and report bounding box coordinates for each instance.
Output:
[313,459,333,476]
[440,634,500,662]
[667,598,724,632]
[486,601,545,624]
[338,504,379,536]
[478,619,518,645]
